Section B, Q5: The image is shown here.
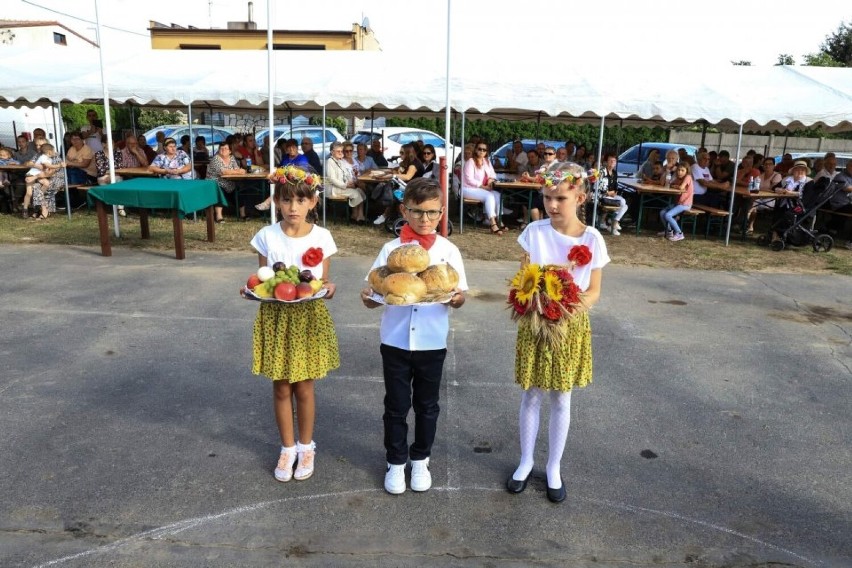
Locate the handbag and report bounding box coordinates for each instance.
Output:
[600,196,621,207]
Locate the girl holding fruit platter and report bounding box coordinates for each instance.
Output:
[248,166,340,483]
[505,164,609,504]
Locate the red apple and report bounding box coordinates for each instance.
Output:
[247,274,262,289]
[295,282,314,299]
[274,282,297,301]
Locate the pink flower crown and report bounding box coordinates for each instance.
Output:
[272,165,322,191]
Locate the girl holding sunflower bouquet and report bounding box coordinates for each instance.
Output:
[506,163,610,503]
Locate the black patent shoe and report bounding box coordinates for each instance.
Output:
[546,477,566,503]
[506,474,529,494]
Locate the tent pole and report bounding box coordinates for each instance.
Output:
[321,105,327,227]
[591,116,605,229]
[440,0,452,238]
[782,131,788,154]
[535,112,541,143]
[188,102,197,222]
[700,121,707,149]
[129,102,136,136]
[54,103,71,220]
[459,111,466,233]
[94,0,120,237]
[723,123,744,246]
[267,0,276,225]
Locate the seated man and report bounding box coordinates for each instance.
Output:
[555,146,569,163]
[645,161,666,186]
[814,152,837,182]
[776,153,795,175]
[119,132,149,169]
[505,140,528,174]
[301,137,324,173]
[65,131,97,185]
[367,138,388,169]
[691,151,724,207]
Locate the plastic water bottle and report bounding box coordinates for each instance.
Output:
[748,175,758,193]
[666,171,674,187]
[245,158,252,172]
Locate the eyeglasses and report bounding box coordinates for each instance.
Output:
[404,206,443,220]
[344,149,353,153]
[476,148,488,152]
[423,150,434,155]
[544,152,555,156]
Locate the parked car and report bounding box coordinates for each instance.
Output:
[490,139,565,168]
[255,125,345,158]
[165,126,236,155]
[351,127,456,164]
[774,152,852,171]
[616,142,698,177]
[142,124,184,146]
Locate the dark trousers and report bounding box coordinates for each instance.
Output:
[828,203,852,237]
[380,344,447,465]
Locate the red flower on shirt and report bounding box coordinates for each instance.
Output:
[567,244,592,267]
[302,247,323,267]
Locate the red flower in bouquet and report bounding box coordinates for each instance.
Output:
[568,244,592,267]
[542,300,562,321]
[302,247,324,267]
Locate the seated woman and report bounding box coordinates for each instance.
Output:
[149,137,193,179]
[28,143,64,220]
[745,157,782,235]
[325,141,366,223]
[94,136,126,216]
[355,142,377,175]
[462,141,505,235]
[637,149,661,182]
[206,143,247,223]
[372,143,424,225]
[237,133,264,170]
[771,160,810,243]
[420,144,439,180]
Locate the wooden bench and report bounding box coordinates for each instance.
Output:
[678,208,705,236]
[322,194,352,224]
[692,204,730,237]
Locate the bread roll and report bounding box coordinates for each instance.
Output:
[368,266,392,295]
[386,244,430,274]
[417,263,459,294]
[383,272,427,305]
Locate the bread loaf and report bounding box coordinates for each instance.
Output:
[386,244,430,274]
[368,266,392,295]
[383,272,427,305]
[417,263,459,294]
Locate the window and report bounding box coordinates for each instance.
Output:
[53,32,66,46]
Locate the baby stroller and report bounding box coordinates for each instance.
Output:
[757,177,846,252]
[381,176,454,237]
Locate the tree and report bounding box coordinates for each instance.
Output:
[776,54,795,65]
[136,109,183,130]
[820,21,851,66]
[803,52,844,67]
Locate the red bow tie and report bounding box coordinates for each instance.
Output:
[400,224,437,250]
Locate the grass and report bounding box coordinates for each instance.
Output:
[1,209,851,275]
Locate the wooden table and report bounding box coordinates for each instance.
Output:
[619,179,685,234]
[494,179,542,223]
[718,186,801,238]
[115,167,157,178]
[87,178,227,260]
[228,170,271,213]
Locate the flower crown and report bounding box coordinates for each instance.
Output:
[272,165,322,192]
[532,164,592,188]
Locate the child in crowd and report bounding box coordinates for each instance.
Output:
[507,164,609,503]
[658,163,694,241]
[248,166,340,483]
[23,141,62,219]
[645,161,666,186]
[0,147,19,199]
[361,178,468,495]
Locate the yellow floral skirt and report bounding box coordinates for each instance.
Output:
[252,300,340,382]
[515,311,593,392]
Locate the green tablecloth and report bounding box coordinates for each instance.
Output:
[87,178,227,216]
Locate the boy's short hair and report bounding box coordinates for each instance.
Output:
[403,177,442,205]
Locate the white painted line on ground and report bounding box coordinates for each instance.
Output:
[31,486,819,568]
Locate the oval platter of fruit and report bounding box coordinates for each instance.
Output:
[242,263,327,303]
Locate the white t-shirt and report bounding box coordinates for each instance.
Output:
[26,154,52,177]
[250,223,337,281]
[691,164,713,195]
[517,220,610,292]
[367,236,468,351]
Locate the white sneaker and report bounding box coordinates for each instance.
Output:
[384,463,406,494]
[273,446,297,482]
[410,458,432,492]
[373,214,386,225]
[845,240,852,250]
[610,228,621,236]
[501,207,514,216]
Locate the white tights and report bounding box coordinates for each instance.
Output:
[512,387,572,490]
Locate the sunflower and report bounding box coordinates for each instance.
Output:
[542,270,563,302]
[511,263,542,304]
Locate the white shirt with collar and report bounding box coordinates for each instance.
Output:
[367,236,468,351]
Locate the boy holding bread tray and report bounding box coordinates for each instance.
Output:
[361,178,468,495]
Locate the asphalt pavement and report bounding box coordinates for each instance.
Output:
[0,243,850,567]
